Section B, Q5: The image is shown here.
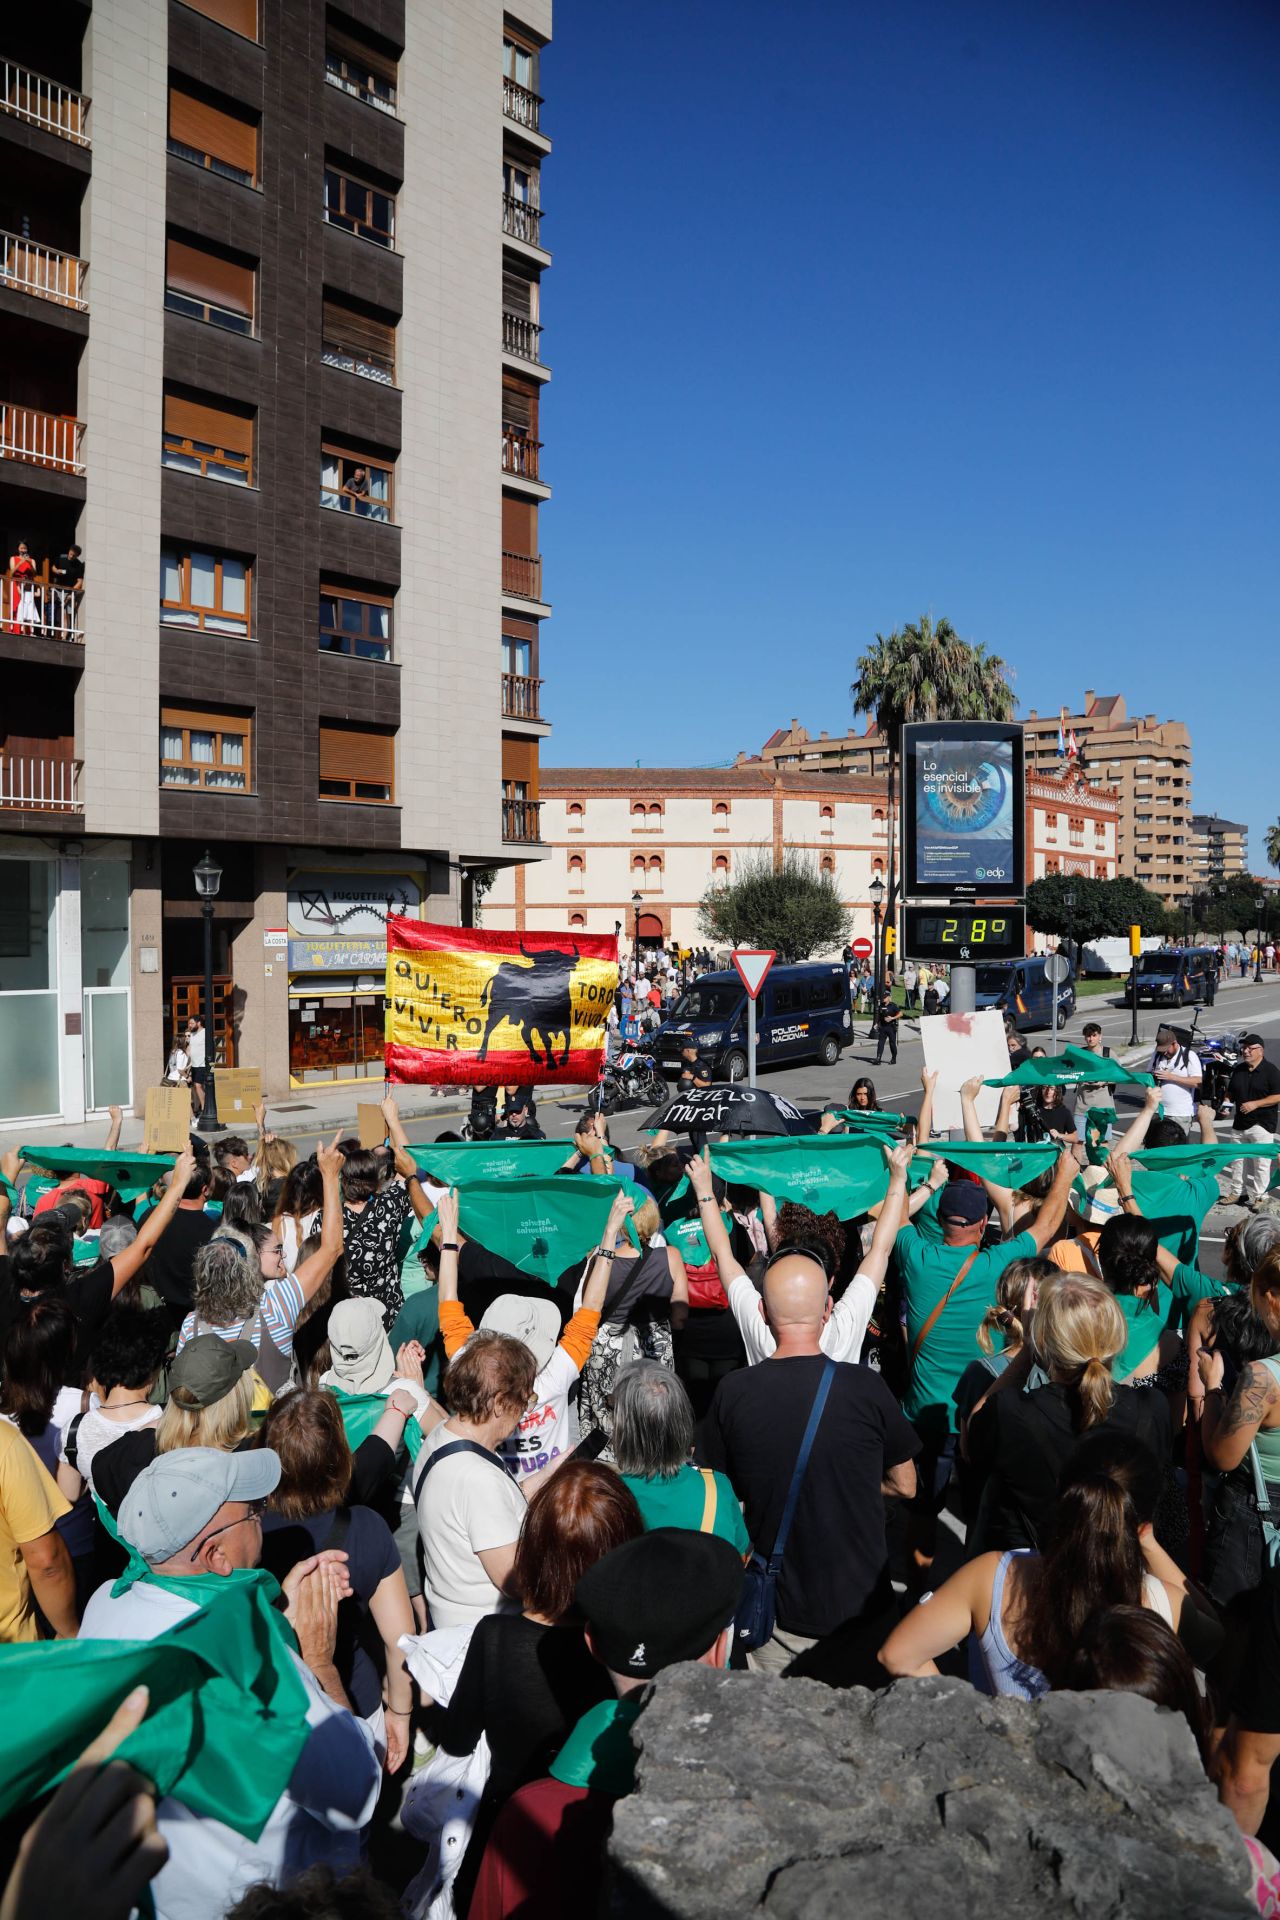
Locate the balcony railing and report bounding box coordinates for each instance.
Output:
[0,230,87,311]
[502,672,543,721]
[0,755,82,811]
[501,550,542,601]
[502,797,542,843]
[502,194,541,247]
[502,77,542,133]
[0,404,85,475]
[2,574,83,641]
[502,310,542,364]
[1,62,89,145]
[501,426,541,481]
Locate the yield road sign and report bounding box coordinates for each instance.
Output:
[732,950,775,1000]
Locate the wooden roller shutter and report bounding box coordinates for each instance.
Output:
[166,238,255,317]
[501,496,537,552]
[322,298,396,363]
[163,392,252,454]
[502,268,533,314]
[501,378,535,432]
[319,723,395,784]
[501,737,539,789]
[181,0,259,39]
[169,85,259,181]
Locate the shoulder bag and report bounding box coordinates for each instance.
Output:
[910,1246,983,1366]
[734,1357,836,1651]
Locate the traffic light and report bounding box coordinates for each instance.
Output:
[885,927,897,957]
[1129,924,1142,958]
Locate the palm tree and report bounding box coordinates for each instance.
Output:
[1267,819,1280,877]
[850,617,1016,984]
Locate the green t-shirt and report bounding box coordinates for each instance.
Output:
[664,1216,714,1270]
[388,1288,442,1398]
[895,1225,1037,1447]
[1114,1256,1225,1380]
[620,1466,750,1554]
[1129,1170,1218,1266]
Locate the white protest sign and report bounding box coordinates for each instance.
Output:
[920,1009,1010,1133]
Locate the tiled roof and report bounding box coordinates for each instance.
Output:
[540,766,885,798]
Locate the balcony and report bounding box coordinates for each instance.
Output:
[503,77,542,134]
[501,550,542,601]
[0,230,87,311]
[501,426,541,482]
[502,797,542,843]
[2,574,82,641]
[0,403,85,474]
[1,62,89,146]
[502,310,542,364]
[502,672,542,721]
[0,754,82,811]
[502,194,541,248]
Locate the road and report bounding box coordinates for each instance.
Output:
[394,970,1280,1289]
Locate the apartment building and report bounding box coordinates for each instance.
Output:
[1190,813,1249,885]
[484,766,893,952]
[0,0,552,1125]
[734,718,890,779]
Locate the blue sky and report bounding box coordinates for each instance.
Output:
[535,0,1279,873]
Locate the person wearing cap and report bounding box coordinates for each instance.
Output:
[497,1086,545,1141]
[1221,1035,1280,1211]
[1150,1024,1203,1139]
[467,1529,745,1920]
[78,1447,380,1913]
[91,1332,262,1518]
[892,1146,1076,1582]
[675,1037,701,1094]
[434,1187,623,1478]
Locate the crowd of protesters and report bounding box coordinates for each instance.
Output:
[1,1017,1280,1918]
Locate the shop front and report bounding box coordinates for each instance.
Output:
[286,866,424,1085]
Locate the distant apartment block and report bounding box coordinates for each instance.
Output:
[1190,813,1249,884]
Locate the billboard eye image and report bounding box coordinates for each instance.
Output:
[912,732,1017,891]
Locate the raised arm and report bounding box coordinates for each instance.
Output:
[580,1191,634,1313]
[1195,1099,1218,1147]
[687,1150,743,1281]
[104,1104,123,1153]
[435,1186,460,1307]
[107,1147,197,1296]
[857,1144,912,1293]
[1024,1146,1077,1253]
[991,1085,1020,1143]
[1112,1084,1162,1156]
[293,1135,345,1303]
[381,1097,431,1222]
[958,1075,1017,1226]
[916,1068,938,1149]
[960,1075,986,1144]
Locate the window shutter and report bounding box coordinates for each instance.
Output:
[180,0,258,36]
[166,238,254,316]
[502,380,535,431]
[164,391,252,455]
[169,85,258,179]
[502,269,532,315]
[501,495,536,551]
[319,723,394,784]
[322,298,396,364]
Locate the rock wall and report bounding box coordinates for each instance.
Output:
[606,1669,1255,1917]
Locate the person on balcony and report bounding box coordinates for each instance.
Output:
[51,543,84,636]
[343,466,371,516]
[7,541,38,634]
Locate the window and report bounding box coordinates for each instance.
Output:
[319,584,392,662]
[713,854,729,880]
[503,633,532,678]
[325,27,398,114]
[503,35,538,91]
[566,801,584,831]
[160,546,251,635]
[319,722,395,803]
[165,234,255,334]
[179,0,258,38]
[808,978,841,1008]
[160,706,251,790]
[321,296,396,385]
[162,390,253,485]
[820,854,835,874]
[168,82,259,186]
[321,442,394,522]
[568,854,584,891]
[630,801,662,823]
[324,164,395,247]
[569,913,585,929]
[503,160,538,207]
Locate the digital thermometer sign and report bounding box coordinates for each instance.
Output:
[903,905,1026,965]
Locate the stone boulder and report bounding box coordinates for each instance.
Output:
[606,1670,1254,1917]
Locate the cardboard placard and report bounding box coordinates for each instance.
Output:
[142,1086,191,1155]
[920,1010,1011,1133]
[357,1103,387,1149]
[215,1067,262,1119]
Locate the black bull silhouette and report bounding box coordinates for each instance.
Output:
[477,942,581,1069]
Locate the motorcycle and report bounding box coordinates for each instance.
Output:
[588,1050,667,1116]
[1179,1009,1243,1119]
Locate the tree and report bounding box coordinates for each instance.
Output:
[697,848,853,962]
[1194,871,1280,943]
[1267,820,1280,876]
[1026,874,1175,962]
[850,617,1016,981]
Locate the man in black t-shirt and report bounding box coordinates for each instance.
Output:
[1222,1035,1280,1209]
[139,1160,216,1321]
[698,1247,919,1682]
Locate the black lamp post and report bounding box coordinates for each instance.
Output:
[193,849,222,1132]
[1063,887,1076,976]
[1257,898,1267,985]
[869,872,886,1008]
[632,889,643,964]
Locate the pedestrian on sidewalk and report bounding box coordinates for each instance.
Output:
[1220,1036,1280,1211]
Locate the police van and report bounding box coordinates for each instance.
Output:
[1129,946,1219,1008]
[648,963,852,1081]
[973,955,1076,1032]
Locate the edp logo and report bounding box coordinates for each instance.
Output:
[976,865,1007,881]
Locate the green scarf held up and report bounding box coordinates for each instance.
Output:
[914,1140,1062,1190]
[705,1137,891,1220]
[409,1139,572,1184]
[414,1175,648,1285]
[0,1570,309,1843]
[1130,1143,1280,1176]
[985,1047,1155,1091]
[836,1110,910,1136]
[18,1144,177,1203]
[324,1386,424,1458]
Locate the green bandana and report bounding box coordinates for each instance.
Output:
[549,1696,643,1795]
[415,1175,647,1284]
[1130,1143,1280,1175]
[410,1140,571,1184]
[19,1145,177,1203]
[836,1110,909,1135]
[1084,1108,1117,1167]
[705,1137,890,1219]
[0,1571,309,1842]
[985,1047,1155,1090]
[324,1386,424,1458]
[916,1140,1062,1190]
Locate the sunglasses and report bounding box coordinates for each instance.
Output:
[765,1242,832,1282]
[192,1499,266,1561]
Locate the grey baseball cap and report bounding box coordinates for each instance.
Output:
[118,1446,280,1563]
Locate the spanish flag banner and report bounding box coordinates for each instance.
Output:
[385,918,618,1086]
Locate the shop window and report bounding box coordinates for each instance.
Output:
[319,721,395,804]
[179,0,258,39]
[160,705,252,791]
[163,389,254,486]
[321,441,394,521]
[160,545,252,635]
[322,295,397,385]
[168,80,259,186]
[324,163,396,247]
[165,233,256,334]
[319,583,392,662]
[325,26,399,115]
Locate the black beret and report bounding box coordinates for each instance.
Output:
[575,1528,744,1679]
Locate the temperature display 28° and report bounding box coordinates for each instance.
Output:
[903,904,1026,964]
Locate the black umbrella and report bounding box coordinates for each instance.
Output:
[641,1084,813,1138]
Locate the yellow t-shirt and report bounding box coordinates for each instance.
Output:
[0,1421,71,1643]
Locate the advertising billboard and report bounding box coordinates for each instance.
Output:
[902,722,1025,900]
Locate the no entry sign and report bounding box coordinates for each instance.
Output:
[851,937,873,960]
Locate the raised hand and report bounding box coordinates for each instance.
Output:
[435,1186,460,1242]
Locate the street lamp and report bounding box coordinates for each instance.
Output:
[1257,898,1267,986]
[631,889,644,965]
[1063,888,1076,976]
[193,849,222,1132]
[1182,894,1192,948]
[869,872,886,1009]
